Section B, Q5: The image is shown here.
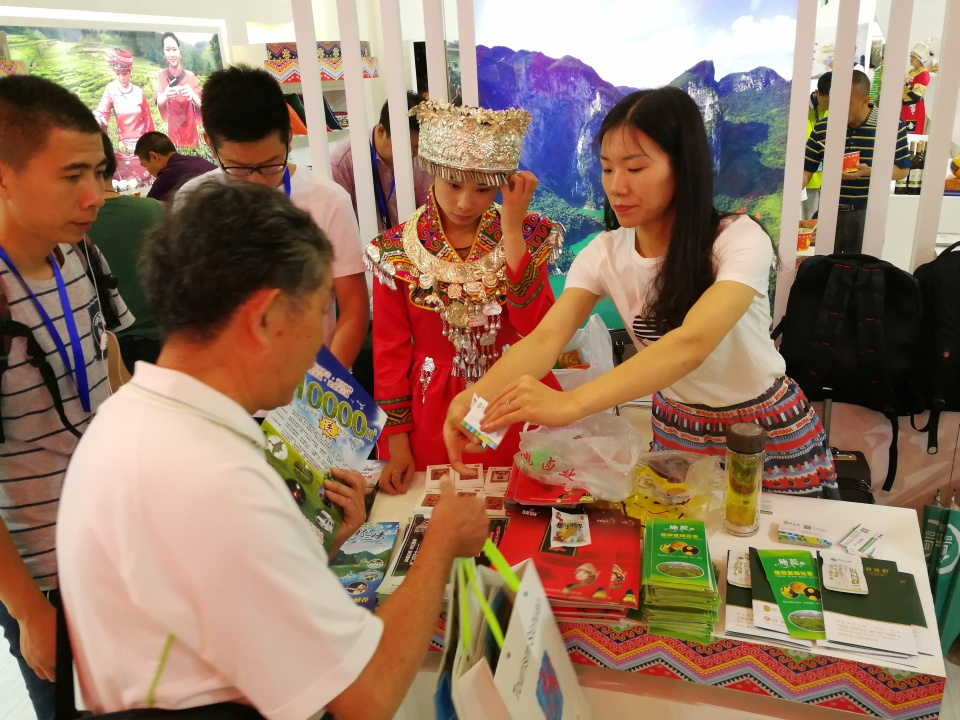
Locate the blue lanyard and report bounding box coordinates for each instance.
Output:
[283,167,292,199]
[370,136,396,228]
[0,247,91,412]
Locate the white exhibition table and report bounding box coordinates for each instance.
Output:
[370,473,946,720]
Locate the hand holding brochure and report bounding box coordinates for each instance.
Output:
[262,347,387,553]
[329,522,400,609]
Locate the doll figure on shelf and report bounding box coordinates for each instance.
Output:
[902,42,933,134]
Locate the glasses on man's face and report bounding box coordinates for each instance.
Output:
[214,151,288,178]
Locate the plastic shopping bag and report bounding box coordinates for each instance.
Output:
[516,412,641,501]
[634,450,723,505]
[552,314,614,392]
[623,451,723,528]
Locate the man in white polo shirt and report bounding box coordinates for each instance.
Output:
[56,181,489,719]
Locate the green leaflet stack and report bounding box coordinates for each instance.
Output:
[641,518,720,643]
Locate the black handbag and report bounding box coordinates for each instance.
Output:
[831,448,875,504]
[818,398,875,504]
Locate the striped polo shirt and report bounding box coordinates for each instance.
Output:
[804,105,912,207]
[0,244,131,590]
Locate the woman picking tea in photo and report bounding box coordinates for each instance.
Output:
[444,87,837,497]
[94,48,155,185]
[365,101,563,494]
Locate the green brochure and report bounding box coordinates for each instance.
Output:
[644,518,715,592]
[262,347,387,554]
[757,548,826,640]
[818,556,917,656]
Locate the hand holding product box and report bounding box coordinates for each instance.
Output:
[843,151,861,173]
[461,394,507,450]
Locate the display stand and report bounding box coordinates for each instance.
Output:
[370,479,945,719]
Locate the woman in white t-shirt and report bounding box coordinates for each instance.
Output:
[443,87,837,496]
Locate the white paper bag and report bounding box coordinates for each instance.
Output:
[449,559,589,720]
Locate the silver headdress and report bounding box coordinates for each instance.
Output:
[910,42,932,65]
[413,100,531,186]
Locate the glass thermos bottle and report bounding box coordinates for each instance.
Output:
[722,422,768,536]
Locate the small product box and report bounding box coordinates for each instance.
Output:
[456,463,485,490]
[460,394,507,450]
[484,467,511,494]
[838,523,883,557]
[778,520,832,548]
[425,464,459,491]
[842,151,861,173]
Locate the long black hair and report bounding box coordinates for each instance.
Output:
[597,87,720,335]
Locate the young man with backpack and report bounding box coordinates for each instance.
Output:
[0,75,132,720]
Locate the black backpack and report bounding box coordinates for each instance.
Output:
[910,240,960,454]
[773,254,924,491]
[0,238,121,443]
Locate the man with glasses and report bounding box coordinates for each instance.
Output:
[178,65,369,370]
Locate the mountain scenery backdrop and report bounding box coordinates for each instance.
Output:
[478,44,790,322]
